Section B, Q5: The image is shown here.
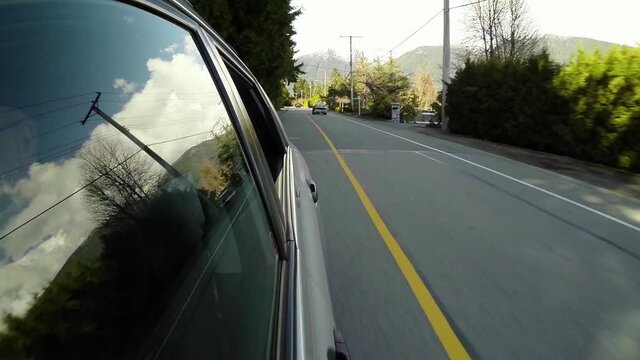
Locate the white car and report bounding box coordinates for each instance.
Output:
[312,102,328,115]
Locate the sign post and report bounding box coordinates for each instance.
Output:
[391,102,401,123]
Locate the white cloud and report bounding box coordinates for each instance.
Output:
[112,78,137,94]
[0,158,91,260]
[0,230,81,323]
[123,15,134,24]
[108,35,227,164]
[163,43,179,54]
[0,36,231,322]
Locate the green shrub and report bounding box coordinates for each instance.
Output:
[447,52,572,154]
[446,46,640,173]
[555,46,640,170]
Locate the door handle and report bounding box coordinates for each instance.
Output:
[308,180,318,203]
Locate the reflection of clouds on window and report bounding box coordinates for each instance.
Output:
[123,15,134,23]
[102,36,228,164]
[0,158,93,323]
[112,78,137,94]
[0,230,81,327]
[0,35,230,322]
[184,35,200,58]
[0,159,91,260]
[163,43,179,54]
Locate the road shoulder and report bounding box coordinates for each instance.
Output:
[342,113,640,201]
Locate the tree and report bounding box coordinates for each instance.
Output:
[278,81,292,107]
[78,140,158,224]
[328,70,350,97]
[447,52,570,152]
[360,58,414,118]
[191,0,302,107]
[413,69,438,110]
[465,0,540,61]
[327,70,350,111]
[353,53,372,108]
[292,78,309,100]
[555,46,640,170]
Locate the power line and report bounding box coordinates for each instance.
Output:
[0,126,221,241]
[29,120,83,140]
[99,99,205,103]
[385,0,486,58]
[126,117,209,130]
[0,149,144,242]
[389,10,443,56]
[0,92,95,115]
[0,100,216,179]
[98,94,217,104]
[450,0,486,11]
[2,103,88,131]
[113,109,201,120]
[98,91,217,96]
[3,116,211,177]
[0,129,122,179]
[0,101,90,133]
[147,130,212,147]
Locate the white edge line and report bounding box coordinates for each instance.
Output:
[340,117,640,234]
[415,151,445,164]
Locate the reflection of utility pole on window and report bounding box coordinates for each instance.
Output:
[81,92,181,178]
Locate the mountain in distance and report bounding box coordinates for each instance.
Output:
[395,45,447,79]
[296,49,349,82]
[542,34,619,63]
[296,35,624,84]
[394,35,622,80]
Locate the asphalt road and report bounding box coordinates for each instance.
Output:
[280,108,640,360]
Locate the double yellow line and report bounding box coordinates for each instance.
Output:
[307,116,471,360]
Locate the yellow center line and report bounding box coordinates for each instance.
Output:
[307,115,471,360]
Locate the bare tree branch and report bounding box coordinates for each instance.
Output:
[464,0,540,61]
[79,140,159,223]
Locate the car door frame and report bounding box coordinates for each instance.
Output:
[117,0,293,358]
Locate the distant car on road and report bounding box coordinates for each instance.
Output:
[312,102,328,115]
[295,102,302,108]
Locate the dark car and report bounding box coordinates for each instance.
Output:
[0,1,348,359]
[312,102,328,115]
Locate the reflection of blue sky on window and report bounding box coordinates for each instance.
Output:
[0,1,231,324]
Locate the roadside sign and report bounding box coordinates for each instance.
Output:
[391,102,401,123]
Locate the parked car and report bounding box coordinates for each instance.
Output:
[415,110,440,127]
[295,102,302,108]
[312,102,328,115]
[0,1,348,359]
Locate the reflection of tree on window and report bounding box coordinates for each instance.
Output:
[200,160,233,195]
[0,115,259,358]
[0,138,209,358]
[79,140,159,223]
[198,125,243,200]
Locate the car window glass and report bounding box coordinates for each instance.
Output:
[0,1,277,359]
[225,62,286,181]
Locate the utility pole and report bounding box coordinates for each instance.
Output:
[441,0,451,131]
[82,92,181,178]
[340,35,362,111]
[324,70,327,97]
